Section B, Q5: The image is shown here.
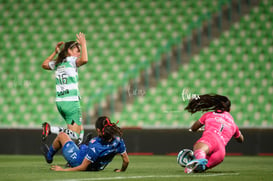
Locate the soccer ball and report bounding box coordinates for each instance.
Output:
[177,149,194,167]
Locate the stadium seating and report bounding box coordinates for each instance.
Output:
[112,0,273,127]
[0,0,271,128]
[0,0,224,126]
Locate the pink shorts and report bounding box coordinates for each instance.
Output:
[195,133,226,168]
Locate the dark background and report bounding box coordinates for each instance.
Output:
[1,128,272,155]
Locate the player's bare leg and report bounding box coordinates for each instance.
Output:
[67,123,84,144]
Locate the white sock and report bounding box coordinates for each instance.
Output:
[78,130,84,144]
[50,126,79,140]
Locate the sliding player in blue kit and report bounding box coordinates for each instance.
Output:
[41,116,129,172]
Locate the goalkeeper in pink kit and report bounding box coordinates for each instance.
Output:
[183,94,244,173]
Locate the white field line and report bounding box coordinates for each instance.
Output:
[49,173,240,181]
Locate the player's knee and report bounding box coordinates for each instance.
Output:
[68,122,81,134]
[58,132,69,138]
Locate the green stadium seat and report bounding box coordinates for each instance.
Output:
[0,0,271,127]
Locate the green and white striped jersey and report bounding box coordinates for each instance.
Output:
[49,56,80,102]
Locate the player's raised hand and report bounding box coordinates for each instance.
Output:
[55,41,64,53]
[76,32,86,46]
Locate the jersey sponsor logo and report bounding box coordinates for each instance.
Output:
[57,89,69,96]
[86,155,92,161]
[71,152,77,159]
[57,65,66,73]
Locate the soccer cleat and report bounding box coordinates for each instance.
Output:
[185,159,208,173]
[40,142,53,164]
[42,122,51,141]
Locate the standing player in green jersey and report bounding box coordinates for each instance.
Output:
[41,32,88,144]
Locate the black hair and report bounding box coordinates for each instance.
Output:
[95,116,122,141]
[55,41,80,65]
[185,94,231,114]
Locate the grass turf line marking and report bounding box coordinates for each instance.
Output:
[50,173,240,181]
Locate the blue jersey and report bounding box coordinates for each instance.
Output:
[62,136,126,170]
[85,136,126,171]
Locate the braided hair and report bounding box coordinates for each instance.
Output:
[185,94,231,114]
[95,116,122,142]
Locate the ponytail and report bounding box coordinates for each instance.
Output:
[95,116,122,141]
[185,94,231,114]
[54,41,80,65]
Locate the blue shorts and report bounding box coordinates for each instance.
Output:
[62,141,87,167]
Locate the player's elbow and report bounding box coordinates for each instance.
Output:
[82,58,88,64]
[236,134,244,143]
[41,63,49,70]
[190,125,199,132]
[190,120,203,132]
[77,58,88,67]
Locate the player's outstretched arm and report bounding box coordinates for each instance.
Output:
[76,32,88,67]
[235,132,244,143]
[42,42,64,70]
[190,120,203,132]
[114,152,129,172]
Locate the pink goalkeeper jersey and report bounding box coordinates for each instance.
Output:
[199,111,241,146]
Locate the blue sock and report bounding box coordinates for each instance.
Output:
[47,145,57,160]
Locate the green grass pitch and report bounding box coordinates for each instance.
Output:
[0,155,272,181]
